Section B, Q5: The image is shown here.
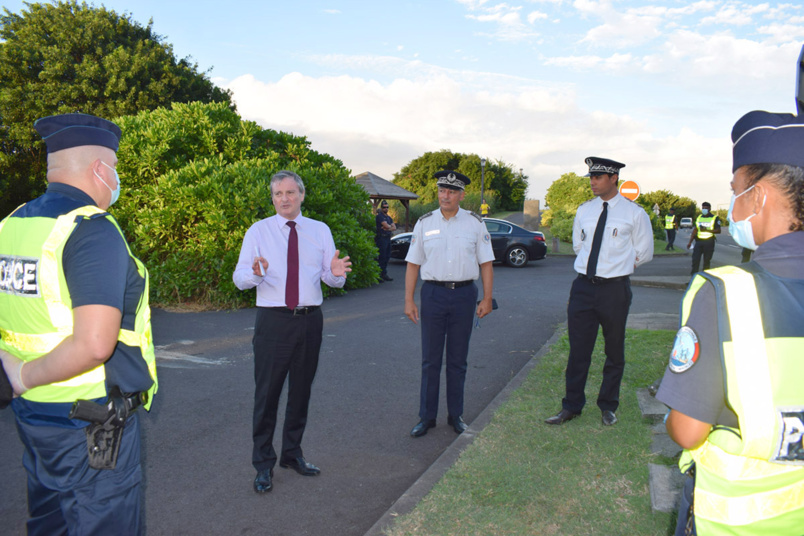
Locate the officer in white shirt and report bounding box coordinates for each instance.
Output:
[545,157,654,426]
[404,170,495,437]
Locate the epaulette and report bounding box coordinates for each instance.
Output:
[468,211,483,222]
[419,211,435,220]
[579,198,594,207]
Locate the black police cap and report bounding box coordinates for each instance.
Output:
[585,156,625,175]
[434,170,470,191]
[34,113,122,154]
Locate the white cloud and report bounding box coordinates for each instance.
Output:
[699,2,770,26]
[225,65,736,205]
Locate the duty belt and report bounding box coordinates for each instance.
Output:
[269,306,320,315]
[426,280,473,289]
[577,274,629,285]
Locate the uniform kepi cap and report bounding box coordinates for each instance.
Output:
[731,111,804,172]
[585,156,625,175]
[435,170,470,191]
[34,113,122,154]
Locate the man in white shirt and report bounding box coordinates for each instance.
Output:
[233,170,352,494]
[545,157,654,426]
[404,170,495,437]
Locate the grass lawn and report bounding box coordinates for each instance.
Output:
[385,329,678,536]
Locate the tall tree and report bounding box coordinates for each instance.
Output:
[0,0,232,217]
[393,150,527,210]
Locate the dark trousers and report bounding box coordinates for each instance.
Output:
[376,235,391,276]
[690,238,715,274]
[419,281,478,421]
[563,275,632,413]
[665,229,676,249]
[15,413,143,536]
[252,307,323,471]
[674,475,697,535]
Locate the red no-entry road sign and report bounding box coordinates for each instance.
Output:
[619,180,640,201]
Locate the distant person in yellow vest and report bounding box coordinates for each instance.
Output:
[0,114,158,533]
[656,110,804,534]
[664,207,679,250]
[687,201,721,274]
[480,198,490,218]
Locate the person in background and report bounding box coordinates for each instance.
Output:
[657,110,804,534]
[375,200,396,282]
[480,198,490,218]
[664,207,679,250]
[688,202,721,274]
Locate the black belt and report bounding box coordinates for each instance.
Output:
[268,306,320,315]
[577,274,629,285]
[425,280,473,289]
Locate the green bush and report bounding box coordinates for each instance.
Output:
[113,102,377,308]
[547,208,574,242]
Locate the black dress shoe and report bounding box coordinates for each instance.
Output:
[410,419,436,437]
[544,409,580,425]
[447,415,468,434]
[602,410,618,426]
[381,274,393,281]
[279,456,320,476]
[254,469,273,493]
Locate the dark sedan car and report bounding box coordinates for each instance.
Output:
[390,217,546,267]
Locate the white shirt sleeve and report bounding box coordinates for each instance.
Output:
[632,207,654,268]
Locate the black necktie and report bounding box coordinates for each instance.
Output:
[285,221,299,310]
[586,202,608,278]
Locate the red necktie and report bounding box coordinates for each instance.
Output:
[285,221,299,310]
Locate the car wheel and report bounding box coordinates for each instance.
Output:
[505,246,529,267]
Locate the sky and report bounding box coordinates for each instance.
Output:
[4,0,804,209]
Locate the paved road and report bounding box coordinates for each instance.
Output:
[1,238,735,535]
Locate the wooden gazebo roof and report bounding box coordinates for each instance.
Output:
[354,171,419,231]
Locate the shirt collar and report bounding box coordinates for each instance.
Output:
[46,182,97,207]
[275,213,303,227]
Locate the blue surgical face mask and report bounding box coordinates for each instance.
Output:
[727,184,765,251]
[94,161,120,207]
[701,208,710,215]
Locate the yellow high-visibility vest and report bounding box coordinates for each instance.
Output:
[695,214,717,239]
[0,205,157,408]
[678,265,804,534]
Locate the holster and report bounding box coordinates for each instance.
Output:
[69,386,146,470]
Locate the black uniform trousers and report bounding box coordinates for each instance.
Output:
[419,281,478,421]
[252,306,323,471]
[375,234,391,276]
[690,238,715,274]
[15,412,143,536]
[563,275,632,413]
[665,228,676,249]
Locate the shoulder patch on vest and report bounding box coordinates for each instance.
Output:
[669,326,700,373]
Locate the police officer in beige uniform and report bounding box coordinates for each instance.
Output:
[405,170,495,437]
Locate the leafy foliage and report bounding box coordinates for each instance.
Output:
[114,102,377,308]
[636,189,697,219]
[0,0,232,217]
[393,150,527,211]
